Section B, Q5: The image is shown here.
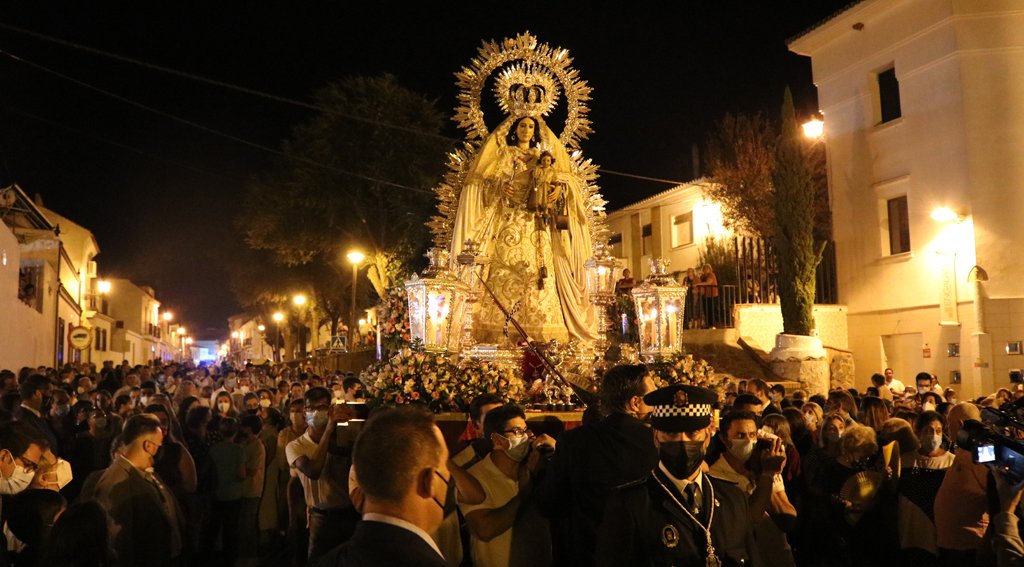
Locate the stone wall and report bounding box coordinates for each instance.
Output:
[734,304,849,351]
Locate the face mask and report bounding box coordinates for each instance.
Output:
[0,452,34,495]
[306,410,329,429]
[499,434,530,462]
[94,417,108,430]
[804,414,817,429]
[239,386,250,394]
[54,404,70,417]
[140,396,150,407]
[728,438,755,463]
[218,402,231,414]
[922,402,936,412]
[259,399,272,408]
[77,387,86,394]
[770,393,782,402]
[920,433,942,453]
[659,440,706,480]
[433,470,458,517]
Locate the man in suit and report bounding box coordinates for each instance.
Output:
[597,384,756,567]
[314,406,450,567]
[15,374,58,453]
[91,413,185,567]
[536,364,659,567]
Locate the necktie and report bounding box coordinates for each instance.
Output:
[684,483,701,516]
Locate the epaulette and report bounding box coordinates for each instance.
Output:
[613,475,649,491]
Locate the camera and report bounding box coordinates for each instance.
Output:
[958,405,1024,482]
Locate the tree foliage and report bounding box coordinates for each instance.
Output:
[704,113,778,239]
[704,111,831,241]
[241,74,451,277]
[232,75,451,336]
[773,90,825,336]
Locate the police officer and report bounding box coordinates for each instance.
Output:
[596,384,755,567]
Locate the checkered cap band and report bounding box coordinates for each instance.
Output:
[652,403,712,419]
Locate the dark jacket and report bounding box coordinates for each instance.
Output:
[13,406,58,454]
[312,519,447,567]
[535,411,659,567]
[597,469,755,567]
[90,457,184,567]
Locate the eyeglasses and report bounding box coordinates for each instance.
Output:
[17,456,39,473]
[501,428,529,437]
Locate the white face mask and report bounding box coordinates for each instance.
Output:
[259,399,272,408]
[218,402,231,414]
[804,414,817,429]
[919,433,943,454]
[500,434,530,462]
[728,438,755,463]
[0,452,34,495]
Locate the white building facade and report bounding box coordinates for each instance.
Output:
[789,0,1024,397]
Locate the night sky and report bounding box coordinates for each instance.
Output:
[0,2,852,338]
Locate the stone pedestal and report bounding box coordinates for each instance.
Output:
[770,333,829,396]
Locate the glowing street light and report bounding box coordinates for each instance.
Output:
[930,207,964,224]
[177,327,187,336]
[96,280,112,295]
[185,337,193,345]
[293,294,307,307]
[257,324,265,332]
[347,250,365,351]
[162,312,173,322]
[802,117,824,140]
[231,331,240,339]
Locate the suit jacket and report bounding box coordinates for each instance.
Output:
[536,411,659,567]
[312,520,447,567]
[13,406,58,454]
[90,457,185,567]
[596,469,755,567]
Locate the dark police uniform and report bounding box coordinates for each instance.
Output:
[596,384,756,567]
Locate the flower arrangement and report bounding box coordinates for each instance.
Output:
[362,347,529,412]
[379,287,411,354]
[646,353,716,389]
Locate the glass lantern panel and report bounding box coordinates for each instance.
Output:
[639,297,659,352]
[663,299,682,349]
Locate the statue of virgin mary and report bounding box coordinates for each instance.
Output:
[450,109,597,345]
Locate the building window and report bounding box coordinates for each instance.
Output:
[609,233,623,258]
[57,317,66,366]
[877,67,902,124]
[641,224,653,255]
[671,212,693,248]
[887,196,911,255]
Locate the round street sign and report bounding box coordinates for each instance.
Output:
[69,326,92,351]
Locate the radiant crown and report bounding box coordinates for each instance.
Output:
[494,63,560,118]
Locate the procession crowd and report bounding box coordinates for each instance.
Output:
[0,358,1022,567]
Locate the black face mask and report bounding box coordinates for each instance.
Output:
[433,470,457,517]
[659,440,705,480]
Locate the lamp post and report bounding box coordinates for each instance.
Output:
[272,312,284,363]
[257,324,266,360]
[346,251,365,351]
[293,294,307,357]
[176,327,186,362]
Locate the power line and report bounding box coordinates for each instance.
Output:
[0,21,456,144]
[1,105,247,184]
[0,48,436,195]
[0,22,683,187]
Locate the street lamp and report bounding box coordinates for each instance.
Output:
[176,327,187,362]
[96,280,112,295]
[347,250,366,351]
[257,324,266,359]
[293,294,307,306]
[802,116,824,140]
[272,312,285,363]
[162,312,173,322]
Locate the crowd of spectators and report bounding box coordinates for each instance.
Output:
[1,358,1024,567]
